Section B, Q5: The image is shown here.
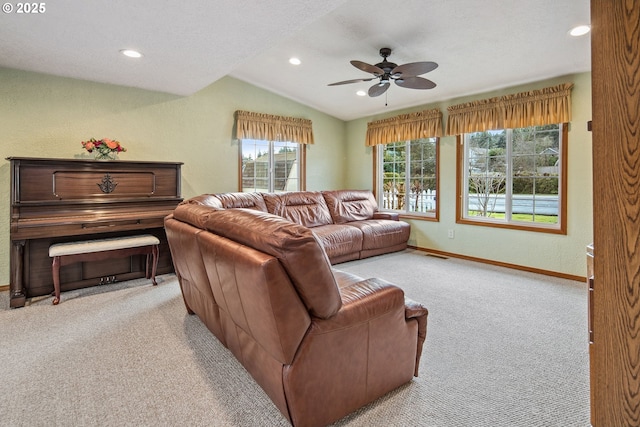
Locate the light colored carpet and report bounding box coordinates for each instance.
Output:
[0,249,590,426]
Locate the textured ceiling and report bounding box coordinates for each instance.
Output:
[0,0,591,121]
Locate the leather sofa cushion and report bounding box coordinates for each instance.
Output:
[332,269,368,290]
[202,208,342,319]
[213,192,269,211]
[322,190,378,224]
[181,194,223,208]
[180,192,268,211]
[311,224,362,261]
[347,219,411,250]
[172,203,220,230]
[263,191,333,228]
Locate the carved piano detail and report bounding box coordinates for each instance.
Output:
[98,173,118,193]
[7,157,183,308]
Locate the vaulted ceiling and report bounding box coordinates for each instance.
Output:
[0,0,590,121]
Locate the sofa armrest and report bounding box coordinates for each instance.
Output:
[405,297,428,376]
[284,278,428,425]
[373,211,400,221]
[311,278,405,333]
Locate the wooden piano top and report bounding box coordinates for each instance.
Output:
[8,157,183,240]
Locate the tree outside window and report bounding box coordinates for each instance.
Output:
[460,124,566,232]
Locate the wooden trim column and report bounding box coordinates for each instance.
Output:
[590,1,640,425]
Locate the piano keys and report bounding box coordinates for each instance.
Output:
[7,157,183,308]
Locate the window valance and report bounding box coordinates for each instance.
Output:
[445,83,574,135]
[235,110,314,144]
[365,109,443,146]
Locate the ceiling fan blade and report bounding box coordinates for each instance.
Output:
[351,60,384,75]
[368,82,390,97]
[327,77,376,86]
[395,76,437,90]
[392,61,438,77]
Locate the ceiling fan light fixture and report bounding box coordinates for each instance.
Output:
[356,90,367,96]
[328,48,438,98]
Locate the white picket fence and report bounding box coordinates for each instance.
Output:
[382,189,436,213]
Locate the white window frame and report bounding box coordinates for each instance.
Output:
[458,124,567,233]
[240,139,303,193]
[375,138,439,220]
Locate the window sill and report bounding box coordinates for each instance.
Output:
[456,217,566,235]
[397,212,439,222]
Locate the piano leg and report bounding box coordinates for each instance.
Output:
[144,245,159,286]
[51,256,61,305]
[10,240,26,308]
[151,245,158,285]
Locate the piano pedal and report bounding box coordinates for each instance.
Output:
[98,276,117,285]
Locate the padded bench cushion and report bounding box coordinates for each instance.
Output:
[49,235,160,257]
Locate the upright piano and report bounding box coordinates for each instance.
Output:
[7,157,183,308]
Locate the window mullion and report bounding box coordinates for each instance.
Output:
[405,140,411,211]
[269,141,275,192]
[463,135,471,218]
[505,129,513,221]
[298,144,301,178]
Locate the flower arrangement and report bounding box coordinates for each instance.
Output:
[81,138,127,160]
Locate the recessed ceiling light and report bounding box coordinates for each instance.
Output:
[120,49,143,58]
[289,57,301,65]
[569,25,590,37]
[356,90,367,97]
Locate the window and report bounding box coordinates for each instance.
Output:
[240,139,304,192]
[376,138,439,219]
[458,124,567,233]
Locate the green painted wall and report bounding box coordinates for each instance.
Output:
[345,72,593,278]
[0,68,346,285]
[0,67,592,286]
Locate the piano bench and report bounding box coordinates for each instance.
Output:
[48,234,160,305]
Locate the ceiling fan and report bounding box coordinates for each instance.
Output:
[328,47,438,97]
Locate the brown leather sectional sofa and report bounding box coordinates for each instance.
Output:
[164,190,428,427]
[183,189,411,264]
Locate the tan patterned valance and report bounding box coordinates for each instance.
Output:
[365,109,443,146]
[235,110,314,144]
[445,83,574,135]
[445,98,504,134]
